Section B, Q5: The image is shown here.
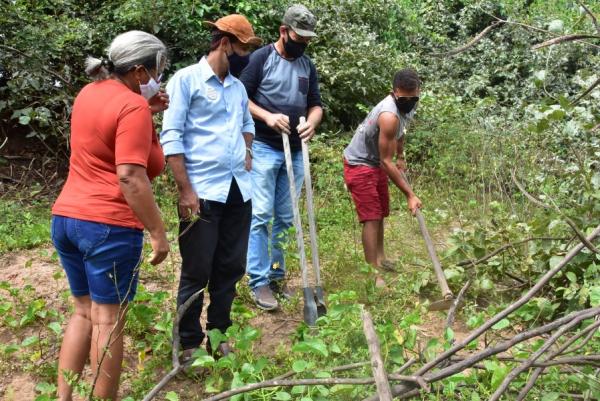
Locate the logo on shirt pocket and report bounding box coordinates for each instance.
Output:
[298,76,309,95]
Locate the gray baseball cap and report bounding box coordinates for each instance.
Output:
[282,4,317,37]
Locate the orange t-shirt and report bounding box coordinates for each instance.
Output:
[52,79,165,230]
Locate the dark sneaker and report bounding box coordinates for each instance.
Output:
[270,280,294,300]
[252,285,279,310]
[181,347,208,375]
[379,260,398,272]
[206,340,232,359]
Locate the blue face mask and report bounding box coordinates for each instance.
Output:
[228,52,250,78]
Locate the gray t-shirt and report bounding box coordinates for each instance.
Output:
[343,95,413,167]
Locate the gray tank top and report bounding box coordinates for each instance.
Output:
[343,95,413,167]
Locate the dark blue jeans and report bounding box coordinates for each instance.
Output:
[177,179,251,349]
[51,215,143,304]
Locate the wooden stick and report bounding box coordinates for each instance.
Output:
[362,309,394,401]
[532,34,600,50]
[430,21,504,57]
[576,0,600,35]
[142,288,205,401]
[490,310,600,400]
[456,237,567,267]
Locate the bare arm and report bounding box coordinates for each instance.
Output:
[117,164,168,265]
[243,132,253,171]
[377,112,422,214]
[396,135,406,171]
[166,155,199,219]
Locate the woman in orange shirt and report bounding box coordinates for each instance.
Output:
[51,31,169,401]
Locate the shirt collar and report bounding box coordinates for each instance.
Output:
[198,56,235,87]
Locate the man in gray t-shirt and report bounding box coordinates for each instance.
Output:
[343,69,423,285]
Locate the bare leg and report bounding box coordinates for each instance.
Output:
[362,220,386,287]
[57,296,92,401]
[377,219,385,265]
[362,220,381,266]
[89,302,128,401]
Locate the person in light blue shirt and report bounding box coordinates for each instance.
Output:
[160,14,261,360]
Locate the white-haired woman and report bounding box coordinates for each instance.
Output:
[51,31,170,400]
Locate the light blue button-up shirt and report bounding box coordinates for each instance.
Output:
[160,57,255,203]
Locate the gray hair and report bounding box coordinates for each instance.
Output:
[85,30,167,81]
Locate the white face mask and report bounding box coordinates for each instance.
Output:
[139,76,160,100]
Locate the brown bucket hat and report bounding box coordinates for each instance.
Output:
[203,14,262,46]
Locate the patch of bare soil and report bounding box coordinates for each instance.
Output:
[1,374,36,401]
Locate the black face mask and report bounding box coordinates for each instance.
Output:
[228,51,250,78]
[284,31,307,59]
[392,93,419,115]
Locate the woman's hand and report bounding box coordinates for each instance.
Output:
[148,90,169,114]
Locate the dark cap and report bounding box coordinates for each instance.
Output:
[203,14,262,46]
[282,4,317,37]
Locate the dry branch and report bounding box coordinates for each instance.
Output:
[490,309,600,400]
[577,0,600,35]
[363,226,600,401]
[515,319,600,401]
[532,34,600,50]
[431,21,504,57]
[457,237,567,267]
[445,281,471,337]
[571,77,600,105]
[511,171,599,254]
[362,309,394,400]
[142,288,205,401]
[364,307,600,401]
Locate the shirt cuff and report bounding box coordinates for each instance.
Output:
[160,129,185,156]
[242,123,255,136]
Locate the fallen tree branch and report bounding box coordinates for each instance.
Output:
[142,288,205,401]
[363,307,600,401]
[571,76,600,105]
[200,375,427,401]
[363,226,600,401]
[445,281,471,340]
[362,308,395,400]
[515,319,600,401]
[532,34,600,50]
[490,310,600,400]
[576,0,600,35]
[431,21,504,57]
[511,171,599,255]
[457,237,567,267]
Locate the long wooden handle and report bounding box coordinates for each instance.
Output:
[282,133,310,288]
[400,171,453,300]
[300,117,322,286]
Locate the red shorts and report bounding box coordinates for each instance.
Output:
[343,159,390,223]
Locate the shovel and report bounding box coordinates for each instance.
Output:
[282,128,318,326]
[400,171,454,311]
[300,117,327,317]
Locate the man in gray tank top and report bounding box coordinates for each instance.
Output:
[343,69,423,286]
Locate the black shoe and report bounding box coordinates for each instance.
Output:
[270,280,294,300]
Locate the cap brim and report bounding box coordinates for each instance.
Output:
[291,27,317,38]
[203,21,262,46]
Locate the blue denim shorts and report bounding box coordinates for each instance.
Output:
[51,215,144,304]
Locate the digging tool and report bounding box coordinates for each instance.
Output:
[399,171,454,311]
[300,117,327,317]
[282,128,318,326]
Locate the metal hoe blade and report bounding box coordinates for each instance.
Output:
[282,131,318,326]
[300,118,327,317]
